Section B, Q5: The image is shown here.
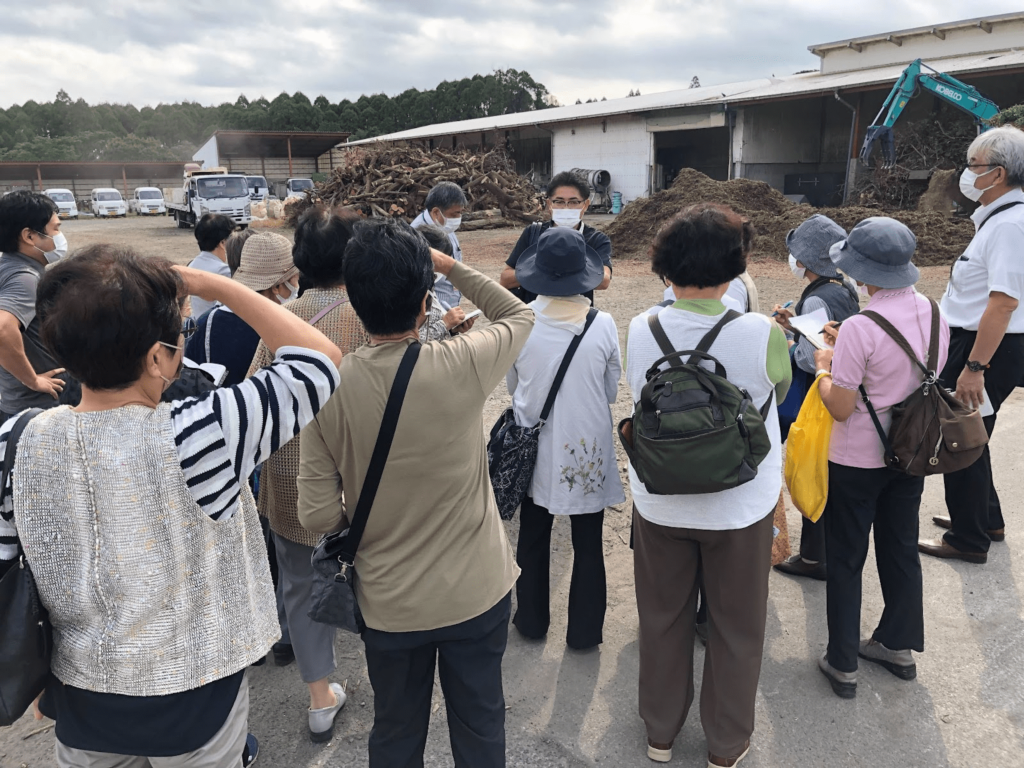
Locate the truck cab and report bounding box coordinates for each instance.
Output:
[44,189,78,219]
[91,188,127,218]
[130,187,167,216]
[284,178,314,199]
[245,176,270,202]
[167,169,252,229]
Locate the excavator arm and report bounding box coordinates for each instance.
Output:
[859,59,1000,167]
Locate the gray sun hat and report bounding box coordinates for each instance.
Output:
[786,214,846,278]
[515,226,604,297]
[829,217,919,289]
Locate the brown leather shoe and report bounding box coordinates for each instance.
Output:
[932,516,1005,542]
[918,537,987,564]
[773,554,827,581]
[708,739,750,767]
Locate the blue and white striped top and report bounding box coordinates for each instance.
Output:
[0,345,339,563]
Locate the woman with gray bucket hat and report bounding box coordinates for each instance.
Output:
[773,214,860,582]
[507,226,625,650]
[813,217,949,698]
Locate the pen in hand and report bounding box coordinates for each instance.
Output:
[771,300,794,317]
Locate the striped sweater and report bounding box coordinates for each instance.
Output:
[0,345,339,563]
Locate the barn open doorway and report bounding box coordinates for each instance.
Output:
[654,127,730,189]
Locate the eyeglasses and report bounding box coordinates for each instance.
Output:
[549,198,587,209]
[966,163,999,170]
[159,317,197,352]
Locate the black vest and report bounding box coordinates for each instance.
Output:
[795,276,860,322]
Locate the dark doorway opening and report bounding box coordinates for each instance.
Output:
[654,128,729,189]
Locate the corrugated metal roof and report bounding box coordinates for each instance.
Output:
[345,49,1023,147]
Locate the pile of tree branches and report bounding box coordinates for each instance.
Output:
[286,144,545,227]
[851,115,979,210]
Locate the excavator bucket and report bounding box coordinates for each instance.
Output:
[859,126,897,168]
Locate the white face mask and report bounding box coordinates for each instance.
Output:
[441,216,461,234]
[959,166,999,203]
[552,208,582,228]
[32,230,66,264]
[857,282,870,297]
[277,279,299,305]
[788,254,806,280]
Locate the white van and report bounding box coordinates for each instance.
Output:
[284,178,314,199]
[91,188,127,218]
[44,189,79,219]
[130,187,167,216]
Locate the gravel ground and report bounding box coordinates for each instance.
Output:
[1,217,1020,768]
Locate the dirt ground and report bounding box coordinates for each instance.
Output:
[1,217,1020,768]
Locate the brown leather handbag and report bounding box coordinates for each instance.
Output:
[858,298,988,476]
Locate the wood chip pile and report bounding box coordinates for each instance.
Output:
[286,145,545,228]
[606,168,975,267]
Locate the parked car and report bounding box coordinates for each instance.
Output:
[130,187,167,216]
[91,188,127,218]
[44,189,79,219]
[284,178,314,200]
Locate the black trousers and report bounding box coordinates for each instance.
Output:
[797,516,827,562]
[362,592,511,768]
[940,329,1024,554]
[824,462,925,673]
[513,496,606,649]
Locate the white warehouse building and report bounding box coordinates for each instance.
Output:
[347,13,1024,207]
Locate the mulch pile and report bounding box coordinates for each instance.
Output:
[286,145,545,228]
[605,168,974,267]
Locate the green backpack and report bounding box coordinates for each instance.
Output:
[617,310,774,495]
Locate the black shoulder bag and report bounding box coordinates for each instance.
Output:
[487,308,598,519]
[0,408,51,726]
[308,342,421,634]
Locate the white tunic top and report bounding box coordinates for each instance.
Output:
[941,187,1024,332]
[506,297,625,515]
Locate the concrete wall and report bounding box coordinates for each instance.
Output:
[819,19,1024,74]
[551,114,651,203]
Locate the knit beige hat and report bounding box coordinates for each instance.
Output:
[233,231,299,292]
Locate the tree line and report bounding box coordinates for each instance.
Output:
[0,69,553,163]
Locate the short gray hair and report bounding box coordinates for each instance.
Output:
[424,181,467,213]
[968,126,1024,187]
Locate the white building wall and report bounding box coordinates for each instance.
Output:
[551,115,651,203]
[819,19,1024,74]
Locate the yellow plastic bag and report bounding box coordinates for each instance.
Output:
[784,374,835,523]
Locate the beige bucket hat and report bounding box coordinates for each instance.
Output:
[234,231,299,292]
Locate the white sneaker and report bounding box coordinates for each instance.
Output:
[308,682,347,743]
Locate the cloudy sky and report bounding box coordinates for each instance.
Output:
[1,0,1021,110]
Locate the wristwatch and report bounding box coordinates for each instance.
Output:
[966,360,990,373]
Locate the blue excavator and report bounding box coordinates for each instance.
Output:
[859,59,1000,167]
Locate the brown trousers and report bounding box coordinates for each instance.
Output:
[633,507,773,758]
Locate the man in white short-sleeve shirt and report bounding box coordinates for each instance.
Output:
[921,126,1024,564]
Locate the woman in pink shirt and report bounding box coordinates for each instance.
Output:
[813,218,949,699]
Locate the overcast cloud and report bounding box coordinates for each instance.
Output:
[1,0,1021,110]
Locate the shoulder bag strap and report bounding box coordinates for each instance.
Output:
[738,271,759,313]
[538,308,598,424]
[692,309,742,359]
[647,312,681,366]
[924,297,940,373]
[2,409,43,557]
[338,343,421,565]
[308,298,348,327]
[859,309,931,378]
[976,200,1024,233]
[858,384,897,467]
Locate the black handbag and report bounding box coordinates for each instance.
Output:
[487,309,597,519]
[308,342,421,634]
[0,408,52,727]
